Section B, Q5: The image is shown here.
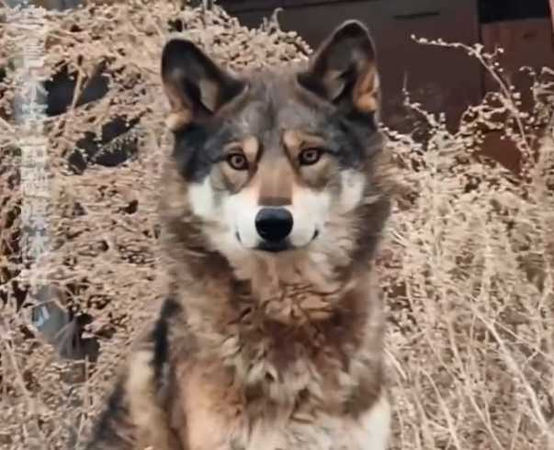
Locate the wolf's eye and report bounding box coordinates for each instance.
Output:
[226,153,249,171]
[298,148,322,166]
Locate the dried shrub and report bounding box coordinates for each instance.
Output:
[0,2,553,449]
[382,39,554,450]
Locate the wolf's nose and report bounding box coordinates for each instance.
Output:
[255,208,293,242]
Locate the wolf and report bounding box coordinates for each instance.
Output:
[87,19,393,450]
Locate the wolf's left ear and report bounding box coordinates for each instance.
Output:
[161,39,246,130]
[298,20,379,114]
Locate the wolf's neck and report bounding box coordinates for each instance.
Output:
[247,254,357,323]
[180,250,377,351]
[176,243,369,325]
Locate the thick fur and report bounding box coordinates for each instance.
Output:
[87,20,393,450]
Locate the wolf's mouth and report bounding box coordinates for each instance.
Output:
[257,239,291,253]
[235,230,319,253]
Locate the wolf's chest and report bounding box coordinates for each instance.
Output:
[171,361,390,450]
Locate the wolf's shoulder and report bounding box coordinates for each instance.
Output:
[86,297,190,450]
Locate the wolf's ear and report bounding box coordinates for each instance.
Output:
[298,21,379,114]
[161,39,245,130]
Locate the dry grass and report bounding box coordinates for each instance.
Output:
[0,2,553,449]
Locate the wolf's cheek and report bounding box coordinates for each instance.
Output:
[188,178,218,220]
[188,176,254,234]
[222,186,260,248]
[337,171,366,213]
[289,188,331,247]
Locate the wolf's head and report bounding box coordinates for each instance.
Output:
[160,21,390,281]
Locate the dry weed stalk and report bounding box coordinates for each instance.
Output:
[0,3,552,449]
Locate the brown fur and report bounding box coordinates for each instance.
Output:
[87,20,394,450]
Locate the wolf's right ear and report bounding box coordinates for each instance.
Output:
[161,39,246,130]
[298,21,379,115]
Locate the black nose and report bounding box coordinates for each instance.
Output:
[255,208,293,242]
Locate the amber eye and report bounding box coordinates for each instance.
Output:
[226,153,249,171]
[298,148,322,166]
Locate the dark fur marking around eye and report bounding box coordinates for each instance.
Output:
[173,122,234,182]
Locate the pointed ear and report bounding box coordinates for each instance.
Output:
[161,39,246,130]
[298,20,379,114]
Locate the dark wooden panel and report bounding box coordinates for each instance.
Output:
[283,0,365,6]
[278,1,386,47]
[481,18,554,94]
[221,0,283,14]
[479,0,550,23]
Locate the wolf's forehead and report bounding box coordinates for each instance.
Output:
[230,78,320,136]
